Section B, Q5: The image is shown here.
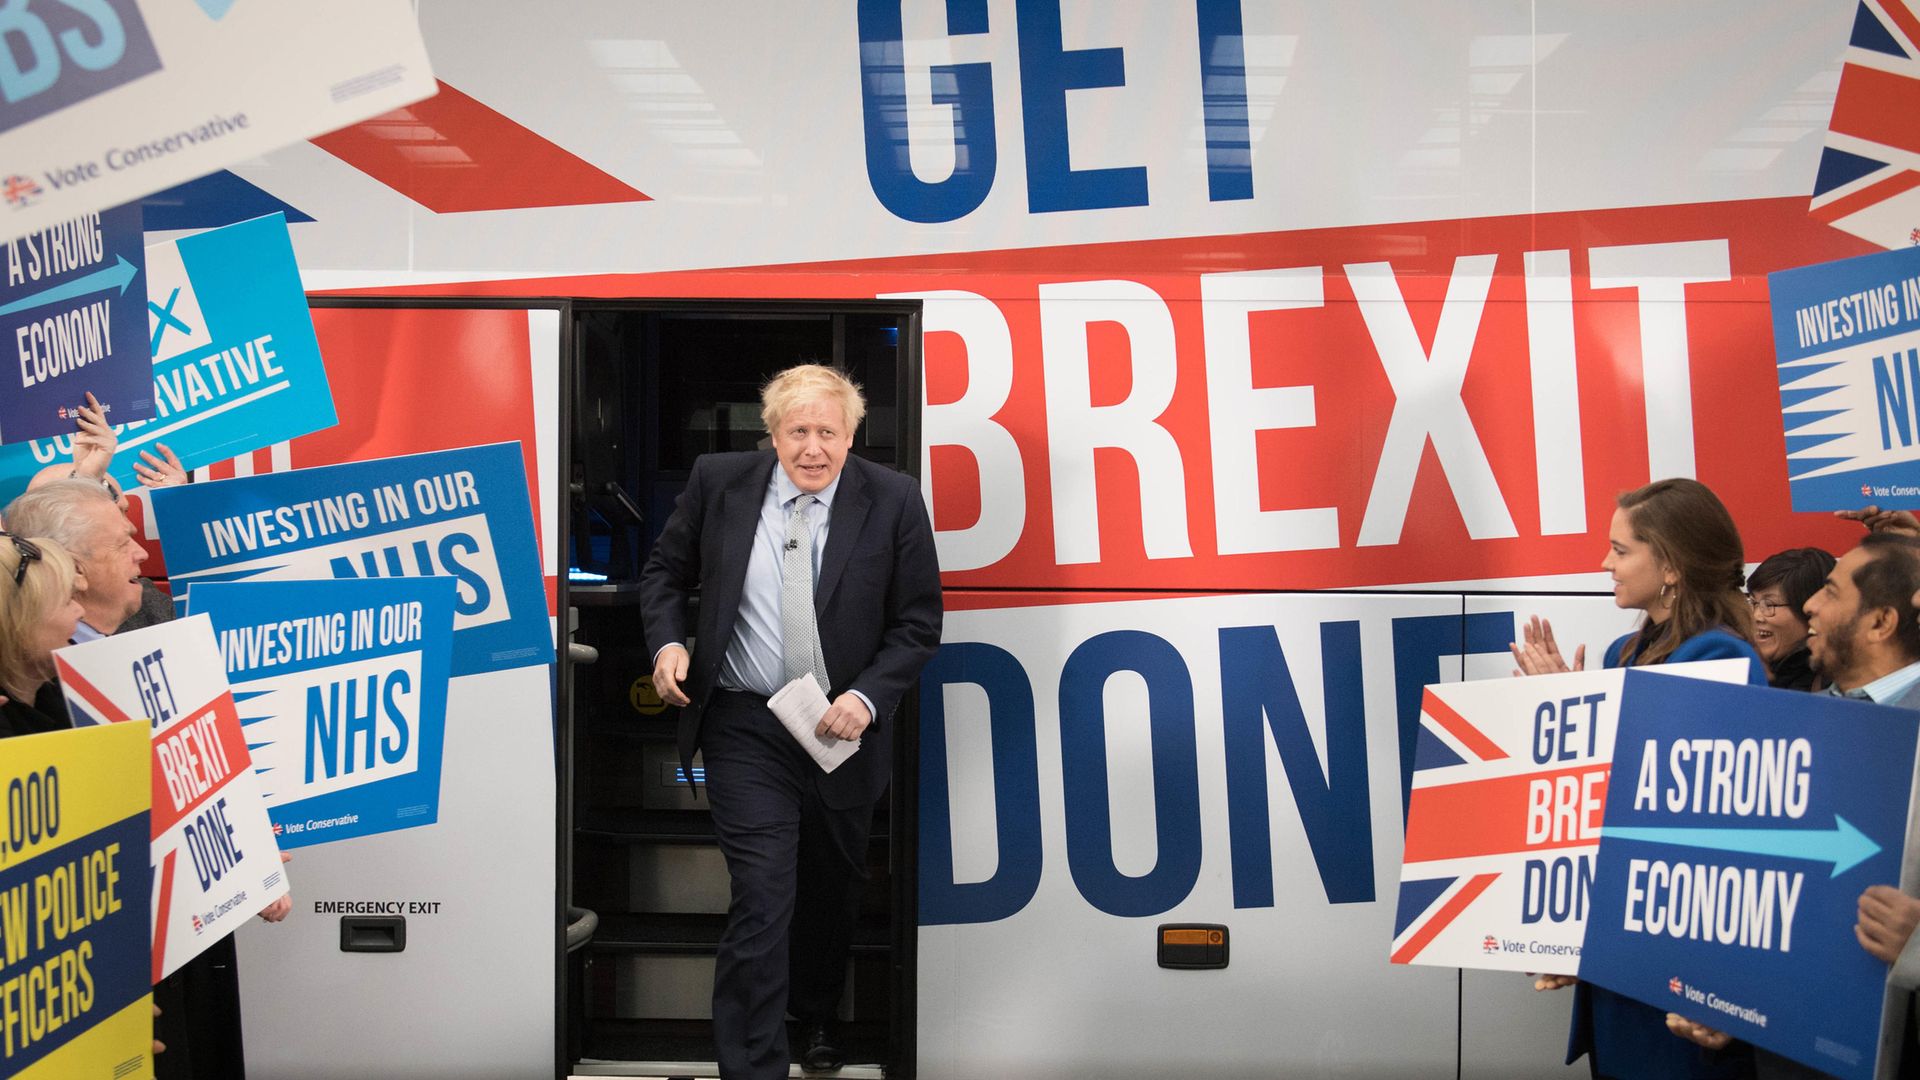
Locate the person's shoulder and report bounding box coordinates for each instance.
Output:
[1603,632,1633,669]
[691,450,775,483]
[1879,674,1920,711]
[1671,628,1767,684]
[1672,627,1760,661]
[844,455,919,500]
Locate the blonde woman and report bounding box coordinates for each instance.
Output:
[0,532,84,738]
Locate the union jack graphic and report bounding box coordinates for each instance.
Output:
[1670,976,1685,995]
[1392,675,1619,972]
[1392,690,1517,965]
[2,174,40,208]
[192,915,204,934]
[1811,1,1920,249]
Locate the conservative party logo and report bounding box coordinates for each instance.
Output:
[2,173,42,207]
[0,0,164,134]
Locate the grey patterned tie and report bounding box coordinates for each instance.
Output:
[781,494,829,694]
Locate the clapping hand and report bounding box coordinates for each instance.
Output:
[1510,616,1585,676]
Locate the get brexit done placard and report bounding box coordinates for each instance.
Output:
[1390,661,1751,975]
[184,577,456,849]
[1580,673,1920,1080]
[153,442,552,677]
[0,722,151,1080]
[54,615,289,983]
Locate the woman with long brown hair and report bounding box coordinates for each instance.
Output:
[1512,478,1765,1080]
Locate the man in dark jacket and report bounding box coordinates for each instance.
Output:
[642,364,942,1078]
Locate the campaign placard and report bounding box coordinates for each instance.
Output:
[183,577,456,849]
[0,0,433,241]
[0,213,337,506]
[1579,672,1920,1080]
[0,200,152,444]
[1768,245,1920,510]
[0,722,152,1080]
[153,442,553,677]
[54,614,290,983]
[1390,660,1752,975]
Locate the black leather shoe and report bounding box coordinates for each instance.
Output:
[799,1021,845,1072]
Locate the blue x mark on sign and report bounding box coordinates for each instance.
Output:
[150,287,193,356]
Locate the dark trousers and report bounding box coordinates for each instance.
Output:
[153,934,246,1080]
[701,691,872,1080]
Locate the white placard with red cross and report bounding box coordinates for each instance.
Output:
[56,614,289,982]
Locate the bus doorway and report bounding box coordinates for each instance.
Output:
[564,301,924,1078]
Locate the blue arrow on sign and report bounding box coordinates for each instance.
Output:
[1602,815,1882,878]
[0,255,140,318]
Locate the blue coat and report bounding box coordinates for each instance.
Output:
[1568,626,1766,1080]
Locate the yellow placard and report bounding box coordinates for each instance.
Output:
[0,725,149,874]
[13,993,153,1080]
[1,723,152,1080]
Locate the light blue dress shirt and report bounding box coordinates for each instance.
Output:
[1853,658,1920,705]
[718,467,836,695]
[666,464,874,719]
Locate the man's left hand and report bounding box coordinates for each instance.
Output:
[816,693,871,742]
[1857,885,1920,963]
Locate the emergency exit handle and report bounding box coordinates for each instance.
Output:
[340,915,407,953]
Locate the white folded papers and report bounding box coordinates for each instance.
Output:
[768,676,861,774]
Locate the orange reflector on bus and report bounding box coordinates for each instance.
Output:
[1156,923,1229,969]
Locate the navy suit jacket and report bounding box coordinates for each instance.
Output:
[639,450,943,809]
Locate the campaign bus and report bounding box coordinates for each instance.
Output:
[46,1,1908,1076]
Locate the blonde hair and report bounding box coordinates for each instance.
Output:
[760,364,866,435]
[0,537,77,700]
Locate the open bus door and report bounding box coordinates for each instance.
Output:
[563,300,924,1078]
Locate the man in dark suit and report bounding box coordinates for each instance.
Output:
[641,364,942,1079]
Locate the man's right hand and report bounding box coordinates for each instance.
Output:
[653,644,691,707]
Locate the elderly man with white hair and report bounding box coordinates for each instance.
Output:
[3,477,151,640]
